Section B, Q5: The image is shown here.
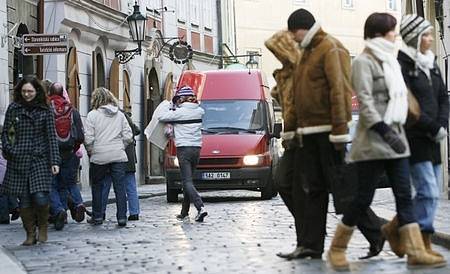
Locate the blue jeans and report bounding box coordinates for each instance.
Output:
[91,162,127,222]
[19,192,49,208]
[49,154,83,215]
[0,194,18,221]
[343,158,415,227]
[411,162,440,233]
[102,172,140,216]
[177,147,204,214]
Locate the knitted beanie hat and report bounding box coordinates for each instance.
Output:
[287,9,316,31]
[400,14,433,49]
[172,86,196,103]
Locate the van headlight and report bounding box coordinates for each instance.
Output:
[243,155,261,166]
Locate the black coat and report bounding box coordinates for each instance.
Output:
[398,51,449,164]
[0,102,60,195]
[123,112,140,173]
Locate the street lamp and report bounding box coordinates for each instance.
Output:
[115,1,147,64]
[246,54,259,69]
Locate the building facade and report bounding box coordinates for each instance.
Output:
[18,0,220,188]
[231,0,402,87]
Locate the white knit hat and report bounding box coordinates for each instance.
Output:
[400,14,433,48]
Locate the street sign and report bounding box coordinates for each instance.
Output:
[22,45,68,55]
[22,33,68,44]
[21,33,68,56]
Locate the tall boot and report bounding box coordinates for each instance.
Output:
[422,232,444,259]
[381,215,405,257]
[36,205,49,243]
[20,207,36,246]
[399,223,446,269]
[327,222,354,271]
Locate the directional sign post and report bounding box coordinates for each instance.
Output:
[21,33,68,56]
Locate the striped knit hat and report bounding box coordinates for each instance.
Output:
[172,85,196,103]
[400,14,433,49]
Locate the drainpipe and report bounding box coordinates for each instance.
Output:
[216,0,223,68]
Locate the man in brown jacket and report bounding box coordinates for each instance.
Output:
[285,9,384,260]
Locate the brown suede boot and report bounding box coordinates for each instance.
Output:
[381,215,405,258]
[36,205,49,243]
[20,207,36,246]
[422,232,444,259]
[399,223,446,269]
[327,222,354,271]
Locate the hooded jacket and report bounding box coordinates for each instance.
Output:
[84,104,133,165]
[158,102,204,147]
[294,28,352,143]
[265,30,300,136]
[398,50,449,164]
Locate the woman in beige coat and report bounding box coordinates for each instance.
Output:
[327,13,445,271]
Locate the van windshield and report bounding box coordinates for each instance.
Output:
[200,100,266,133]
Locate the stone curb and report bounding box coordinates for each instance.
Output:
[0,247,27,274]
[83,192,166,207]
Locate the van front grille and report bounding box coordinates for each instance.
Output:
[198,158,239,166]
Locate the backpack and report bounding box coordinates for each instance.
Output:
[51,98,77,152]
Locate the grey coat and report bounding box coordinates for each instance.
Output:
[348,51,410,162]
[0,102,60,195]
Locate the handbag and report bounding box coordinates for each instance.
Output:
[406,88,421,128]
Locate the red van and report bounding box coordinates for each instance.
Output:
[164,69,282,202]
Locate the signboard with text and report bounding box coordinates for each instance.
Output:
[21,33,68,56]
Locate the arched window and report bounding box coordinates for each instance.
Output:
[92,49,105,89]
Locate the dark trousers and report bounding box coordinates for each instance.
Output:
[275,147,304,247]
[90,162,127,222]
[294,133,384,253]
[177,146,204,214]
[19,191,49,208]
[343,158,415,227]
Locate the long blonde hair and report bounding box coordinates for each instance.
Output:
[91,87,118,109]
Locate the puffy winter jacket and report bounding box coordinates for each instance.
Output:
[84,104,133,165]
[158,102,204,147]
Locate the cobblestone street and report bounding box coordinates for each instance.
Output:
[0,190,449,274]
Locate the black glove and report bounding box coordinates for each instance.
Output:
[371,122,406,154]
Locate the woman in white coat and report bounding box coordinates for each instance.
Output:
[84,87,132,227]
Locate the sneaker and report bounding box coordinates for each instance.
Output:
[194,208,208,222]
[87,218,103,225]
[54,211,67,231]
[176,213,189,221]
[73,205,86,223]
[128,214,139,221]
[118,219,127,227]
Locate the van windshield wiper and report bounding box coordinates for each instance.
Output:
[205,127,259,134]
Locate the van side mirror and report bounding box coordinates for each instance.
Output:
[272,122,282,139]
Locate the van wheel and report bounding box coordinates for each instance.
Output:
[167,189,179,203]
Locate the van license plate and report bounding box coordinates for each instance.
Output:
[202,172,231,180]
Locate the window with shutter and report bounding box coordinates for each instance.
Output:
[66,47,80,109]
[190,0,200,26]
[109,58,120,99]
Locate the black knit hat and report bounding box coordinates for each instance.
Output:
[287,9,316,31]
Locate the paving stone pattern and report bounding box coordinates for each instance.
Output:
[0,190,449,274]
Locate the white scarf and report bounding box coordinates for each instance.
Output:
[417,50,435,79]
[402,45,435,79]
[365,38,408,125]
[300,22,321,48]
